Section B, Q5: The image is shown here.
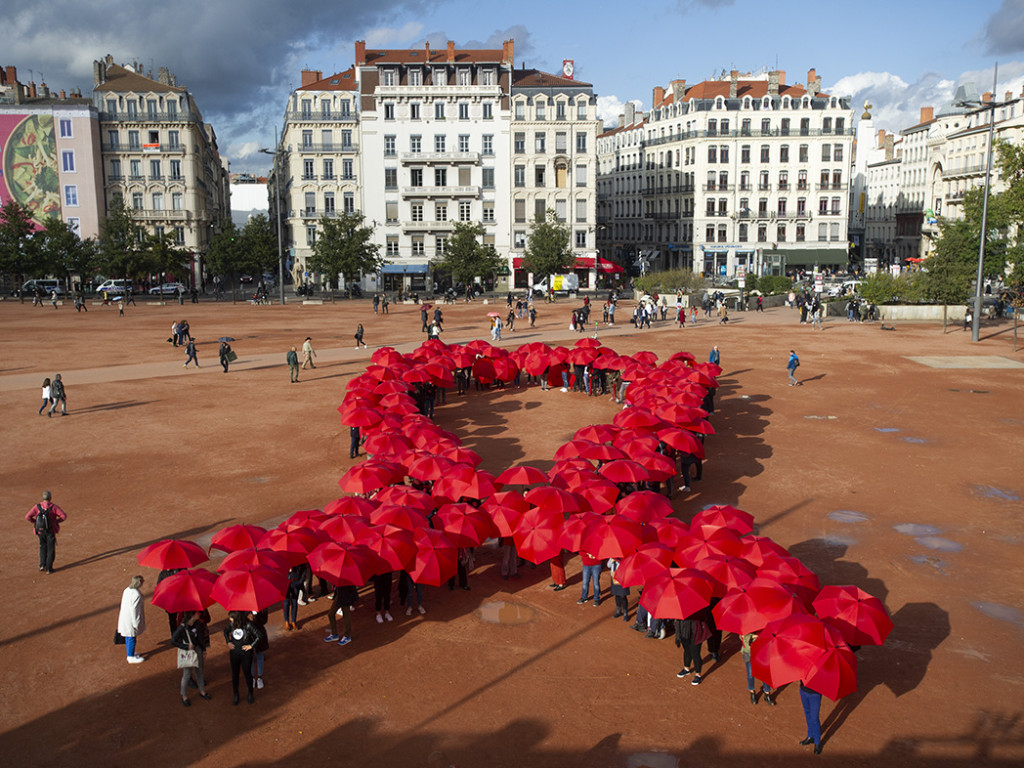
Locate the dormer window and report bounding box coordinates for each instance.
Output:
[382,69,396,86]
[409,68,422,86]
[433,67,447,86]
[457,68,471,86]
[481,68,495,86]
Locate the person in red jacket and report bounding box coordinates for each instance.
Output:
[26,490,67,573]
[577,550,603,606]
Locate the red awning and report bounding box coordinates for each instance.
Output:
[512,257,524,269]
[513,256,596,270]
[598,257,624,274]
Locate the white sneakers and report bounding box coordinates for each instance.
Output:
[384,611,394,622]
[256,677,264,689]
[406,606,413,616]
[127,656,145,664]
[418,606,426,615]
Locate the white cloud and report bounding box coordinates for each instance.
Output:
[364,21,425,48]
[597,95,644,129]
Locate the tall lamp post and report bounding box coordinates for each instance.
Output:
[259,130,286,305]
[958,64,1008,342]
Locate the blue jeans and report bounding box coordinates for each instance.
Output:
[744,657,771,693]
[561,371,569,389]
[581,564,602,603]
[800,684,822,745]
[125,635,137,657]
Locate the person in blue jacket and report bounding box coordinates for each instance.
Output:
[787,350,801,386]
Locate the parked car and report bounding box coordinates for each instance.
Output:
[21,279,65,297]
[149,282,188,296]
[96,279,130,295]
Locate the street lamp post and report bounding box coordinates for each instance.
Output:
[259,130,286,306]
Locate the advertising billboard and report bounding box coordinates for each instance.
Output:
[0,113,61,229]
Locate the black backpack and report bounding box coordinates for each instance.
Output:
[34,504,49,535]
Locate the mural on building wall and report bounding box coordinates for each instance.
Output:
[0,114,61,228]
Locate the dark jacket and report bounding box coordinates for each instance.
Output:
[172,620,209,651]
[223,620,260,652]
[674,607,714,646]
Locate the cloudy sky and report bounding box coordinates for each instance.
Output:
[5,0,1023,175]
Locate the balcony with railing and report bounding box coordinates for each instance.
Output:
[943,162,990,179]
[99,111,194,124]
[399,151,480,164]
[285,110,358,123]
[131,209,190,221]
[402,220,456,233]
[400,185,480,198]
[297,143,358,153]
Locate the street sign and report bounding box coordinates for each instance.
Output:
[814,274,824,293]
[737,266,746,288]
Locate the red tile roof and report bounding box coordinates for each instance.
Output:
[653,79,822,109]
[298,68,358,91]
[94,63,183,93]
[512,68,592,88]
[364,48,505,65]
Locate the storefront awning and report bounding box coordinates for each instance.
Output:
[598,257,624,273]
[381,263,429,274]
[512,257,596,270]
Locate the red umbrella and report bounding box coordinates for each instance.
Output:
[482,491,529,536]
[812,585,893,646]
[512,515,563,565]
[578,480,620,514]
[373,379,409,395]
[373,485,435,513]
[406,453,457,482]
[408,528,459,587]
[712,577,809,635]
[424,362,455,387]
[583,514,652,559]
[362,432,415,457]
[258,527,321,566]
[558,511,604,552]
[574,337,601,349]
[656,427,705,458]
[323,496,378,517]
[740,535,791,567]
[495,465,549,487]
[568,347,599,365]
[493,356,519,382]
[211,566,288,612]
[615,542,675,587]
[308,541,384,585]
[700,554,758,597]
[151,568,218,612]
[550,465,599,492]
[553,439,598,462]
[676,524,743,563]
[692,505,755,535]
[751,613,857,700]
[317,514,372,544]
[219,547,291,573]
[574,424,619,443]
[338,405,384,428]
[523,352,552,376]
[644,517,690,550]
[612,407,665,431]
[435,467,498,501]
[633,350,658,366]
[356,524,417,571]
[802,629,859,701]
[758,555,822,605]
[402,367,432,384]
[525,486,584,514]
[435,503,499,547]
[210,524,268,554]
[614,491,674,523]
[633,452,677,482]
[472,357,497,383]
[580,443,628,462]
[682,419,716,436]
[613,430,662,457]
[137,539,209,570]
[371,347,405,366]
[599,459,650,484]
[338,460,404,494]
[639,567,715,620]
[369,503,431,531]
[280,510,329,532]
[441,446,483,468]
[450,347,476,368]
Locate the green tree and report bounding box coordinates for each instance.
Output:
[523,209,573,286]
[0,200,40,298]
[204,220,246,301]
[634,268,702,295]
[436,222,502,287]
[35,216,98,291]
[308,211,382,300]
[97,203,150,284]
[240,214,278,283]
[146,230,189,283]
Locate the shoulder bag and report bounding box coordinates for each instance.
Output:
[176,632,199,669]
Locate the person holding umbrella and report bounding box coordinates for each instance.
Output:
[741,631,774,705]
[223,611,259,705]
[171,611,211,706]
[219,338,234,373]
[674,606,713,685]
[799,682,824,754]
[324,583,358,645]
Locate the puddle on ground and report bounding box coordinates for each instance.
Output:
[804,415,838,420]
[626,753,679,768]
[972,602,1024,626]
[916,536,962,552]
[477,601,536,625]
[894,523,942,537]
[902,437,930,444]
[874,427,901,433]
[248,477,268,483]
[969,485,1021,502]
[829,510,868,524]
[910,554,948,572]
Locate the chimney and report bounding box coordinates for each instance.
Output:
[503,39,514,67]
[877,128,885,148]
[920,106,933,123]
[29,81,37,98]
[355,40,366,65]
[39,82,50,98]
[157,66,170,85]
[447,41,455,63]
[653,85,665,106]
[5,65,16,86]
[60,89,66,99]
[982,92,992,103]
[768,70,779,96]
[425,41,430,59]
[671,79,686,103]
[1006,90,1013,102]
[301,69,322,87]
[624,101,636,126]
[93,59,105,86]
[807,68,816,89]
[729,70,738,99]
[777,70,786,86]
[884,133,894,160]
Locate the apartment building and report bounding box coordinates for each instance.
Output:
[0,65,104,239]
[598,69,855,278]
[509,65,601,289]
[93,55,231,284]
[596,102,648,274]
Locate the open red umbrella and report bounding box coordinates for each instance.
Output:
[558,511,603,552]
[373,485,435,514]
[370,347,405,366]
[496,465,549,487]
[356,524,417,571]
[406,453,457,482]
[211,566,289,612]
[812,585,893,646]
[639,567,715,620]
[408,528,459,587]
[580,443,628,462]
[712,577,809,635]
[550,465,599,492]
[750,613,857,700]
[599,459,650,484]
[338,405,384,428]
[615,542,675,587]
[338,460,404,494]
[258,527,321,566]
[613,430,662,457]
[317,514,371,544]
[583,514,652,559]
[151,568,218,612]
[362,432,415,457]
[219,547,291,573]
[369,503,431,531]
[424,362,455,387]
[280,510,328,532]
[525,486,584,514]
[401,367,432,385]
[472,357,497,383]
[513,518,563,565]
[434,468,498,501]
[482,491,529,536]
[632,452,677,482]
[554,439,598,462]
[740,535,791,567]
[323,496,378,517]
[676,524,744,563]
[434,503,498,547]
[614,491,674,523]
[802,629,859,701]
[656,427,705,458]
[700,554,758,597]
[692,505,755,535]
[578,479,620,514]
[613,407,668,431]
[308,541,384,585]
[493,356,519,382]
[574,424,619,443]
[758,555,822,605]
[642,517,689,550]
[210,524,268,554]
[137,539,209,570]
[441,446,483,468]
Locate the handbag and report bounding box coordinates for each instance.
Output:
[226,350,238,363]
[177,633,199,669]
[114,631,126,645]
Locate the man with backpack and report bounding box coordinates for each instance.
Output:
[48,374,67,416]
[26,490,67,573]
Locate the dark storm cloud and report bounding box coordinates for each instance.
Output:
[982,0,1024,55]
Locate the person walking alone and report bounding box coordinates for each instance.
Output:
[26,490,67,573]
[787,350,801,386]
[219,341,232,373]
[355,323,367,349]
[287,346,300,382]
[302,337,317,369]
[184,338,200,368]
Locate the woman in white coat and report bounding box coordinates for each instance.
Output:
[118,574,147,663]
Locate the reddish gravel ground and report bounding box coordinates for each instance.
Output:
[0,295,1022,768]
